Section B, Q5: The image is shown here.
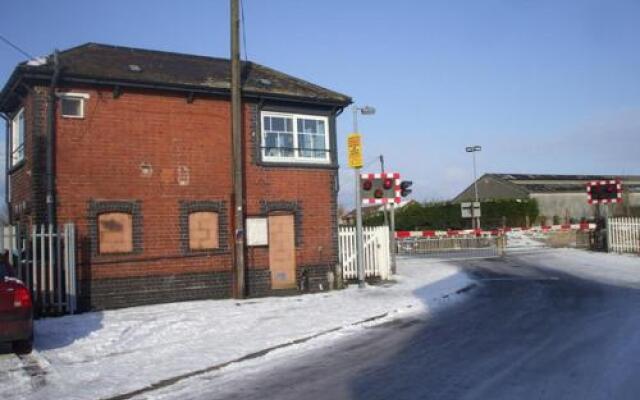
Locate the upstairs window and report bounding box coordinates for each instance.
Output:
[261,112,330,164]
[59,92,89,118]
[10,108,25,167]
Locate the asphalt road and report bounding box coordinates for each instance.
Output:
[167,253,640,400]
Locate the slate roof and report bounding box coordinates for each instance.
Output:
[0,43,351,110]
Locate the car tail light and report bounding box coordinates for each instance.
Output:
[13,286,31,308]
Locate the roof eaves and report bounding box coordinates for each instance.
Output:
[249,61,352,105]
[58,73,350,107]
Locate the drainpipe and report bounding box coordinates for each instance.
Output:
[45,50,61,227]
[1,113,8,222]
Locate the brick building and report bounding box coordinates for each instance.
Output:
[0,43,351,310]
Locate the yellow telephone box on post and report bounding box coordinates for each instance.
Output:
[347,133,363,169]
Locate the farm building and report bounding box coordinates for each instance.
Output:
[453,173,640,223]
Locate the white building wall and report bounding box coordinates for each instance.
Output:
[531,192,640,222]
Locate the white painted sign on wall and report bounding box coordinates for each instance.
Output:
[246,217,268,246]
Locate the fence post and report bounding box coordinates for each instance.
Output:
[31,226,38,306]
[66,223,77,314]
[497,235,505,257]
[389,203,397,275]
[48,224,54,309]
[606,217,612,253]
[56,225,63,314]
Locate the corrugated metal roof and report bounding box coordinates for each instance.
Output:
[488,173,640,193]
[491,173,640,182]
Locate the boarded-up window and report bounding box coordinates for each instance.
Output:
[98,212,133,254]
[189,211,219,250]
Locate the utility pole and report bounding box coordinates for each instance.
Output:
[350,105,375,289]
[231,0,245,298]
[389,200,397,274]
[379,154,396,274]
[466,145,482,230]
[472,150,480,230]
[353,107,365,289]
[379,155,389,227]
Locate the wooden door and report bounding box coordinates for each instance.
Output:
[268,214,296,289]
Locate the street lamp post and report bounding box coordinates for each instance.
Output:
[353,105,375,289]
[465,145,482,230]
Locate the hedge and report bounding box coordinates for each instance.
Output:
[363,199,539,230]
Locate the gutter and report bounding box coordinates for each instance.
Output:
[4,71,352,110]
[45,50,61,226]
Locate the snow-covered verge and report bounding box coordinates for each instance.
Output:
[505,230,547,249]
[513,248,640,289]
[0,258,471,400]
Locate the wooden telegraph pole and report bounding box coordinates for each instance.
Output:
[231,0,245,298]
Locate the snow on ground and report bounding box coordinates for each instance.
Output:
[1,258,471,400]
[0,348,34,399]
[513,248,640,289]
[505,230,547,249]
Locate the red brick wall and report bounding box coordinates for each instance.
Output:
[53,87,338,294]
[55,87,233,282]
[244,104,338,277]
[7,86,48,226]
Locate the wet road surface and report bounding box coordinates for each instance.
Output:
[158,254,640,400]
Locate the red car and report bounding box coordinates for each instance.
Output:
[0,259,33,354]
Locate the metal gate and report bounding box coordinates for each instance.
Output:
[339,226,391,280]
[607,217,640,254]
[1,223,77,315]
[397,236,504,260]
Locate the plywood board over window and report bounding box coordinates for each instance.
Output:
[99,212,133,254]
[189,211,219,250]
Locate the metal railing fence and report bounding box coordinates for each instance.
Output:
[1,223,77,315]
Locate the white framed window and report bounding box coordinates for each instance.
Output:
[261,111,330,164]
[58,92,89,118]
[10,108,25,166]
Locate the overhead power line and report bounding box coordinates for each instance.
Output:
[240,0,248,61]
[0,33,35,59]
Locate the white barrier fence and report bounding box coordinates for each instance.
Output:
[339,226,391,281]
[607,218,640,254]
[0,223,77,315]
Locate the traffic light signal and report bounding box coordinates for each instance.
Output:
[400,180,413,197]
